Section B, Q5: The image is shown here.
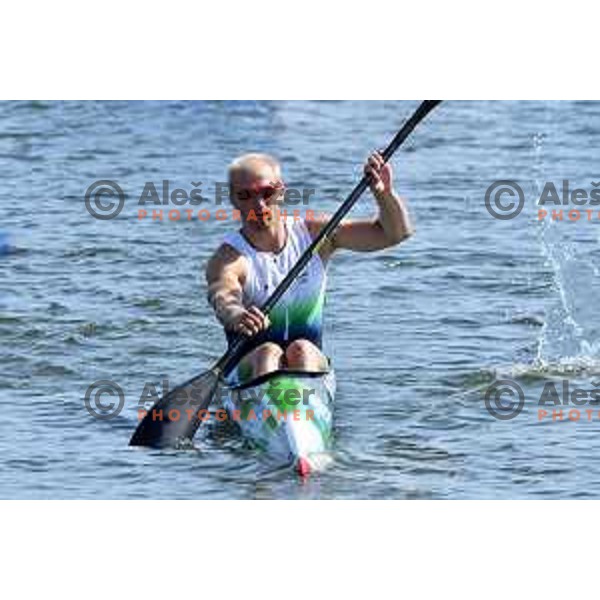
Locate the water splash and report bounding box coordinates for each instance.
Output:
[532,117,600,366]
[510,358,600,381]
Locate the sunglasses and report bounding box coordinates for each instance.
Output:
[237,180,285,201]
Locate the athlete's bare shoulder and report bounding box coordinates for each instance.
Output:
[206,243,247,285]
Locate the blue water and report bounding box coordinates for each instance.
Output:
[1,100,600,498]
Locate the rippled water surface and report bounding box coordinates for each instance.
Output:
[1,100,600,498]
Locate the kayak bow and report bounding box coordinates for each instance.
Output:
[222,369,336,476]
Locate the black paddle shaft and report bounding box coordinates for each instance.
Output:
[217,100,442,377]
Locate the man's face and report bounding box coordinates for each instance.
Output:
[230,163,285,228]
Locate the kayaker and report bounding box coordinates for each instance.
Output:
[206,151,413,382]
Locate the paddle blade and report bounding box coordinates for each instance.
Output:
[129,369,221,448]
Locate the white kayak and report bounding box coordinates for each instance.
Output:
[222,369,335,476]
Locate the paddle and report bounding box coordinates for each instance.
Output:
[129,100,442,448]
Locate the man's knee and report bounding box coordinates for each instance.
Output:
[285,339,318,363]
[252,342,284,361]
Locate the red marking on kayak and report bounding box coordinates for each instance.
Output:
[296,457,311,477]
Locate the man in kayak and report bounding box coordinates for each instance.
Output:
[206,152,413,382]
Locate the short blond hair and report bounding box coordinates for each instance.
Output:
[228,153,281,196]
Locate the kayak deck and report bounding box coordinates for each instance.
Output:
[222,369,335,476]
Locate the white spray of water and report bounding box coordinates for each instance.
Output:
[532,107,600,374]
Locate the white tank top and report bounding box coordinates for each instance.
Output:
[222,218,327,348]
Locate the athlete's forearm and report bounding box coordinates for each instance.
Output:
[208,285,244,329]
[373,190,414,244]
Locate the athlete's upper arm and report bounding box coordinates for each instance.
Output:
[305,216,336,262]
[205,244,246,305]
[306,215,394,256]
